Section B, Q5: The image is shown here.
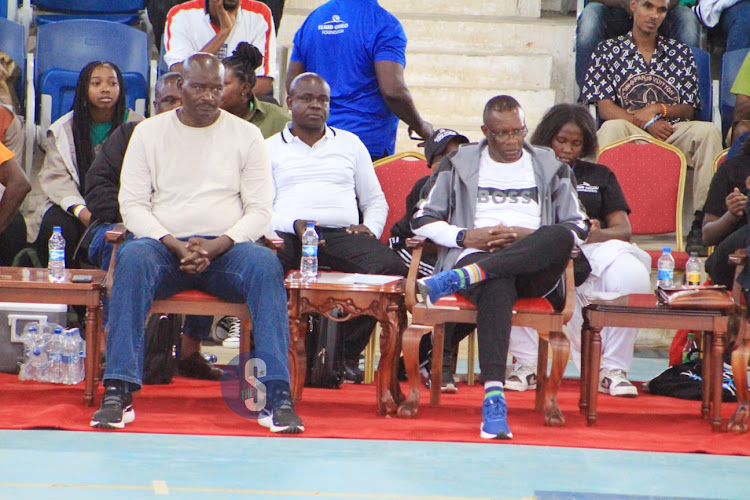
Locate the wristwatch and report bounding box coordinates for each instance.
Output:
[456,229,466,248]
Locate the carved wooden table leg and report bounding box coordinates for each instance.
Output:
[83,304,101,406]
[397,324,432,418]
[579,316,591,414]
[375,300,406,416]
[544,330,568,427]
[701,330,713,420]
[710,329,725,432]
[728,337,750,433]
[286,290,307,403]
[587,325,602,427]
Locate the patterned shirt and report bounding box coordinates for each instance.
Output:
[580,33,700,123]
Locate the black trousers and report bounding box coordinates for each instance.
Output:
[455,225,574,382]
[35,205,86,268]
[0,212,27,266]
[277,228,407,361]
[705,225,750,288]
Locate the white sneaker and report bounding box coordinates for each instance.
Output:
[599,368,638,397]
[213,316,241,349]
[504,364,537,392]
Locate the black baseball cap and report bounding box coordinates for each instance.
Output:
[424,128,469,166]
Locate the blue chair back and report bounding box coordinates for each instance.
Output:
[720,48,750,139]
[32,0,144,25]
[35,19,148,126]
[690,46,712,123]
[0,17,26,112]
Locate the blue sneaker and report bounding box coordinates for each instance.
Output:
[480,386,512,439]
[417,270,464,305]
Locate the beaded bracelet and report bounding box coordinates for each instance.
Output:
[660,103,668,118]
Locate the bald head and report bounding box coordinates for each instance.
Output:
[288,72,330,97]
[182,53,225,81]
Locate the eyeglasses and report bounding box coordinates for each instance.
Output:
[486,126,528,141]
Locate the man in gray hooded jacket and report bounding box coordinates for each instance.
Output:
[412,95,589,440]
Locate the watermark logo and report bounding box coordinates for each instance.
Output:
[220,350,284,420]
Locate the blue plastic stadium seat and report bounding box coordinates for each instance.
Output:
[720,48,750,139]
[0,17,26,112]
[690,46,713,123]
[30,0,144,25]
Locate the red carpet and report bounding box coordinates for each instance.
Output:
[1,373,748,455]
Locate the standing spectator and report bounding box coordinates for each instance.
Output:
[286,0,432,160]
[221,42,289,138]
[164,0,276,97]
[31,61,143,267]
[576,0,699,89]
[580,0,723,256]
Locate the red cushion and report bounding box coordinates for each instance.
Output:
[647,249,689,271]
[432,294,554,313]
[165,290,221,302]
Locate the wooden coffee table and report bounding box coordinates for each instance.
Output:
[0,267,106,406]
[285,272,406,416]
[581,293,733,431]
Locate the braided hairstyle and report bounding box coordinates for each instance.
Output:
[71,61,126,191]
[222,42,264,107]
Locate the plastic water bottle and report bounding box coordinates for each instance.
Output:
[46,326,64,383]
[19,324,47,381]
[686,252,702,287]
[61,328,83,385]
[300,222,319,282]
[71,328,85,383]
[48,226,66,282]
[657,247,675,288]
[682,332,700,364]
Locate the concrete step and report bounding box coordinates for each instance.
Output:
[405,53,552,89]
[279,12,574,56]
[284,0,542,18]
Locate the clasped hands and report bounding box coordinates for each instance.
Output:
[293,219,375,241]
[462,224,532,252]
[164,235,233,274]
[628,103,673,141]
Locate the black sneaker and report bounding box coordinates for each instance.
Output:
[90,383,135,429]
[258,398,304,434]
[342,359,364,384]
[441,368,458,393]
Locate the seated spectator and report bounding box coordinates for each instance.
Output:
[702,139,750,288]
[728,50,750,155]
[580,0,723,256]
[0,104,23,158]
[83,72,222,381]
[576,0,699,89]
[164,0,276,97]
[266,72,407,383]
[31,61,143,268]
[507,103,651,397]
[693,0,750,53]
[91,54,302,433]
[221,42,289,138]
[413,96,589,439]
[0,142,31,265]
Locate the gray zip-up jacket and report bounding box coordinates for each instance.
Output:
[411,139,589,273]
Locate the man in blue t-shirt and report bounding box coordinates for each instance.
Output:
[286,0,432,159]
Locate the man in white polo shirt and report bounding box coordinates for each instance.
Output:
[266,72,407,382]
[164,0,277,96]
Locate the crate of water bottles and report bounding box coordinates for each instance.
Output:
[18,321,85,384]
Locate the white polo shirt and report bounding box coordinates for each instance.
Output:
[164,0,277,80]
[265,124,388,237]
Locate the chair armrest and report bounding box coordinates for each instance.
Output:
[404,236,426,312]
[105,223,128,244]
[730,249,747,305]
[258,231,284,254]
[103,223,128,294]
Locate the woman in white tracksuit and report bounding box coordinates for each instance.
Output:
[506,104,651,398]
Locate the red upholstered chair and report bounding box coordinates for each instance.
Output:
[399,237,576,426]
[597,135,689,270]
[373,151,429,245]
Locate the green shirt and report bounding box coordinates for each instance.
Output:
[731,52,750,98]
[247,96,289,139]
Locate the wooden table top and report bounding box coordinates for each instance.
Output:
[585,293,731,316]
[285,271,404,293]
[0,267,106,290]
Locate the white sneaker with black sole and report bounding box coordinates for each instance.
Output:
[599,368,638,397]
[504,364,537,392]
[213,316,241,349]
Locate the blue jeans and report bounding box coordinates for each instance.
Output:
[576,4,701,89]
[717,0,750,52]
[103,238,291,389]
[88,224,213,338]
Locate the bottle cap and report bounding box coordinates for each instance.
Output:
[662,247,671,253]
[687,332,696,339]
[306,222,314,228]
[689,252,698,257]
[53,226,61,232]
